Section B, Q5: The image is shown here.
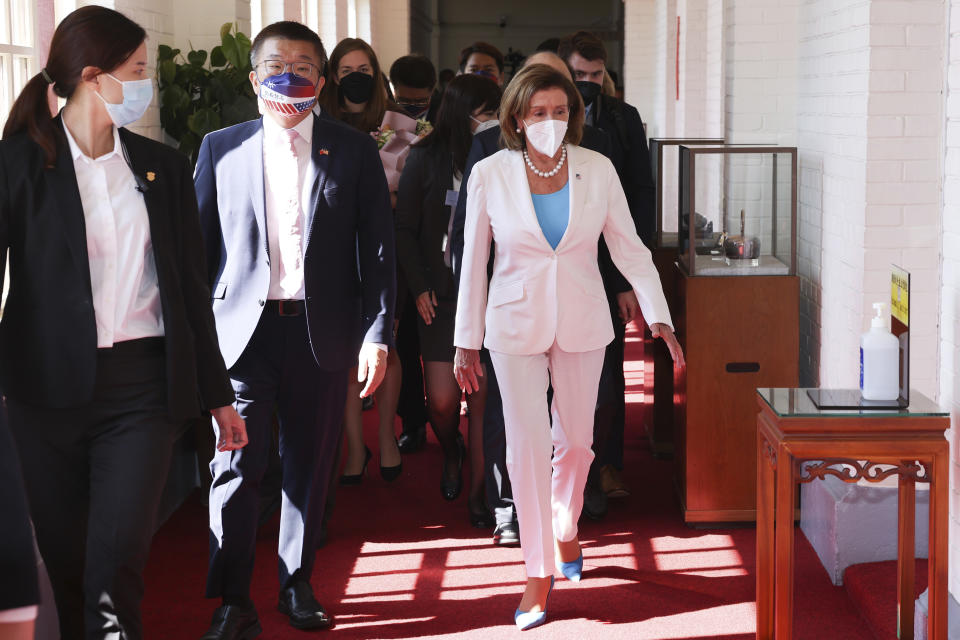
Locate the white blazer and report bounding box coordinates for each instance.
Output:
[454,144,673,356]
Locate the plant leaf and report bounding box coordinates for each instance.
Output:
[219,22,233,40]
[158,59,177,86]
[187,49,207,67]
[158,44,173,61]
[187,108,221,136]
[210,46,226,68]
[221,32,241,69]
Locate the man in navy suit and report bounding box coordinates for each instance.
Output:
[194,22,395,639]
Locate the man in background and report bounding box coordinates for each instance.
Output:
[558,30,658,503]
[458,41,505,86]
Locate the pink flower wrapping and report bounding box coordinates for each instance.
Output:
[374,110,424,193]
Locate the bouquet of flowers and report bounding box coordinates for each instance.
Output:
[373,110,431,193]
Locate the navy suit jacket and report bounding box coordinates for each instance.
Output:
[194,114,396,371]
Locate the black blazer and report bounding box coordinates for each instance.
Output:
[395,143,457,300]
[450,124,634,297]
[0,117,235,420]
[592,95,656,248]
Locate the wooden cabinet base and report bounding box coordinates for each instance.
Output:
[674,268,799,523]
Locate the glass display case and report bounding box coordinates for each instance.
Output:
[649,138,724,249]
[677,145,797,276]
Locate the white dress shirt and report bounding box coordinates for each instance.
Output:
[261,115,388,353]
[63,123,164,349]
[262,114,314,300]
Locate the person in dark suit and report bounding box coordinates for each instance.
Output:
[0,7,245,640]
[450,52,616,545]
[559,31,658,502]
[395,74,501,527]
[194,22,395,639]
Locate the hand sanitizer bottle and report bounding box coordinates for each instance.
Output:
[860,302,900,401]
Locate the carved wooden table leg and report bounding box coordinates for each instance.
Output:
[928,452,949,639]
[774,445,795,639]
[756,433,776,639]
[897,468,915,640]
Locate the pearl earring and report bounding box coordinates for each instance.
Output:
[516,127,521,133]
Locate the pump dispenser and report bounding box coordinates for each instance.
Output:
[860,302,899,400]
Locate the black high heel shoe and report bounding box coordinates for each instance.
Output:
[441,437,465,501]
[380,439,402,482]
[339,446,372,486]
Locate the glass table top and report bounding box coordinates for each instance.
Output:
[757,388,948,418]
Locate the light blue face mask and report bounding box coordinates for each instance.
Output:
[96,73,153,128]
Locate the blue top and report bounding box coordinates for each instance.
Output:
[531,182,570,250]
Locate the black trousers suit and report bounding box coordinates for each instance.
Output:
[0,120,234,640]
[194,115,395,601]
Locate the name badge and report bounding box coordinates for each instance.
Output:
[445,189,459,207]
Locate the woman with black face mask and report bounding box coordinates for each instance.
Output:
[318,38,412,489]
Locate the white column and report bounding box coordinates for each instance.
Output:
[369,0,410,71]
[623,0,657,128]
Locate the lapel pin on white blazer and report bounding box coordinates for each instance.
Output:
[576,172,581,180]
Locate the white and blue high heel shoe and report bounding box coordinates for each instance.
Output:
[559,552,583,582]
[514,576,554,631]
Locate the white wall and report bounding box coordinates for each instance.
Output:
[942,0,960,601]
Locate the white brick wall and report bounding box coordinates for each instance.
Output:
[864,0,945,399]
[796,0,871,389]
[942,0,960,602]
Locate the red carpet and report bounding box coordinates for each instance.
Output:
[844,560,928,640]
[142,324,875,639]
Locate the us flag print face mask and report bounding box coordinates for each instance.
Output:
[258,73,317,117]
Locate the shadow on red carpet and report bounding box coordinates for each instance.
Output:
[142,324,875,639]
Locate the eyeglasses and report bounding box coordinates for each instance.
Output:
[256,60,322,80]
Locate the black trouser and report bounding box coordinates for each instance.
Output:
[593,299,627,475]
[396,294,427,435]
[206,312,348,600]
[481,352,515,525]
[9,338,176,640]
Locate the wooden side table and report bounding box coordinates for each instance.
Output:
[755,388,950,640]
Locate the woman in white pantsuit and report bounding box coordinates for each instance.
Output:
[453,64,684,631]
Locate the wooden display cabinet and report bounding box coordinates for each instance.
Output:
[672,145,800,523]
[646,139,724,457]
[674,270,799,522]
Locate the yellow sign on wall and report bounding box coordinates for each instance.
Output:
[891,266,909,327]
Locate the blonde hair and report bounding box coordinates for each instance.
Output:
[602,70,616,97]
[498,64,584,151]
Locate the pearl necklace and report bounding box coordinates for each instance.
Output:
[523,145,567,178]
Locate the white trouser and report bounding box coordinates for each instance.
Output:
[489,341,606,577]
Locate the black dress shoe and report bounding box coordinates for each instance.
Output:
[200,604,261,640]
[397,428,426,453]
[278,581,334,630]
[339,446,372,486]
[380,438,403,481]
[582,482,608,521]
[440,438,464,501]
[493,521,520,546]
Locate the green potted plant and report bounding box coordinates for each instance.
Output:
[157,23,258,164]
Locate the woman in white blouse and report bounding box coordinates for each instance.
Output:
[453,64,684,630]
[0,7,244,638]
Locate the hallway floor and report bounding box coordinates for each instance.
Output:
[142,325,876,639]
